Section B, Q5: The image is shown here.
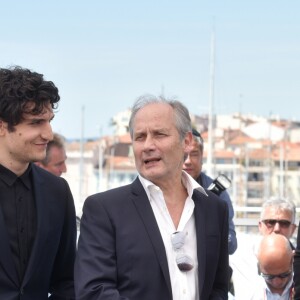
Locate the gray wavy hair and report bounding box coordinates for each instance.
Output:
[128,94,192,141]
[260,197,296,224]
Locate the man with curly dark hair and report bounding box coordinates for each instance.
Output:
[0,66,76,300]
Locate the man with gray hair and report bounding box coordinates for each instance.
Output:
[35,133,67,176]
[75,94,229,300]
[258,198,297,248]
[234,198,297,298]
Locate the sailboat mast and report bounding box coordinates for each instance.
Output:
[207,27,215,177]
[79,105,85,203]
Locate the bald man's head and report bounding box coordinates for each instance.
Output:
[257,233,293,295]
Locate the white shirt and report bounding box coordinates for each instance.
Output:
[249,275,294,300]
[139,171,207,300]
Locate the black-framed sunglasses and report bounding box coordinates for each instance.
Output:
[261,270,292,281]
[171,231,194,272]
[261,219,292,229]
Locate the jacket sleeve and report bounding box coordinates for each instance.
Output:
[49,180,77,300]
[200,172,237,255]
[220,190,237,255]
[74,195,129,300]
[294,222,300,300]
[210,196,229,300]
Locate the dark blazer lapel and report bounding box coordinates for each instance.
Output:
[131,178,172,297]
[22,165,48,285]
[0,207,19,286]
[193,189,207,297]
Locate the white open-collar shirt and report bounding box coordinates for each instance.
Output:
[139,171,207,300]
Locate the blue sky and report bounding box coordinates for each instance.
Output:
[1,1,300,139]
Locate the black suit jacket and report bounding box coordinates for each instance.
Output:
[0,164,77,300]
[293,221,300,299]
[75,177,229,300]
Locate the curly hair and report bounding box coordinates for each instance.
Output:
[0,66,60,131]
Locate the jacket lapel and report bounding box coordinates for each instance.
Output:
[193,189,207,297]
[22,165,47,286]
[131,178,172,297]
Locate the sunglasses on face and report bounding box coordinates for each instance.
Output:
[261,219,292,229]
[171,231,194,272]
[261,270,292,281]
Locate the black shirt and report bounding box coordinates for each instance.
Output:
[0,164,37,282]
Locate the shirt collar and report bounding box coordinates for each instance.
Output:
[0,163,32,189]
[263,274,294,298]
[19,164,32,189]
[182,170,208,197]
[138,171,208,201]
[0,164,18,186]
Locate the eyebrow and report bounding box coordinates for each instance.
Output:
[24,113,55,121]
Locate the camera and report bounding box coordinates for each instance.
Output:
[207,174,231,196]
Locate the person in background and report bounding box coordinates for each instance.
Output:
[35,132,67,176]
[250,197,297,281]
[258,198,297,249]
[75,94,229,300]
[235,197,297,299]
[0,66,76,300]
[183,128,237,254]
[250,233,294,300]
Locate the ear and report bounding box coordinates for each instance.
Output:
[258,221,263,233]
[0,120,8,136]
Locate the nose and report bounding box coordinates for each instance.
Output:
[61,162,67,173]
[143,135,155,150]
[271,277,285,287]
[184,153,192,165]
[273,222,281,233]
[42,122,53,141]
